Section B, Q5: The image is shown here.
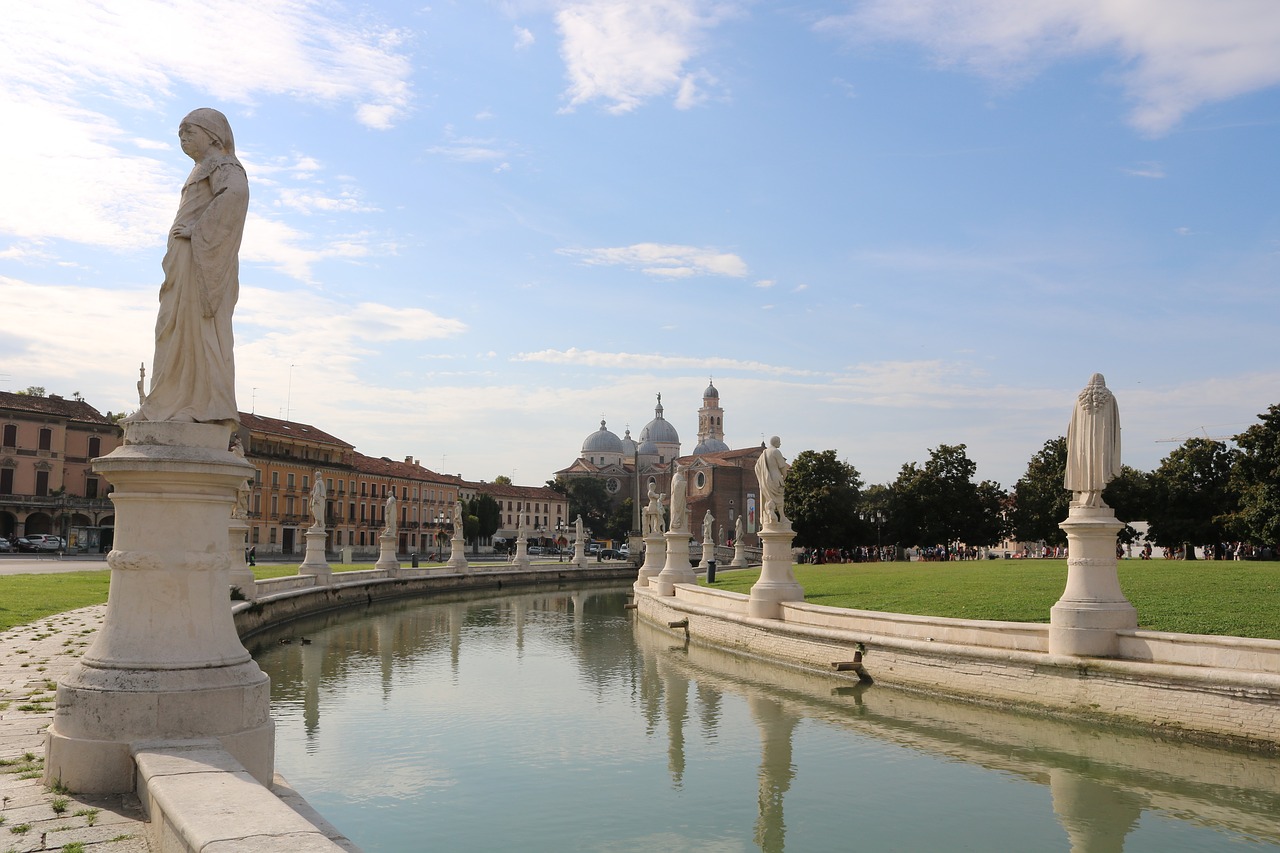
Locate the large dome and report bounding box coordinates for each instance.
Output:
[582,420,624,455]
[640,394,679,444]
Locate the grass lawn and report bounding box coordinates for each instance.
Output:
[704,559,1280,640]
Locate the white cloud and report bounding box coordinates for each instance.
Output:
[754,279,775,288]
[1122,162,1166,178]
[426,140,511,162]
[515,26,536,49]
[273,188,380,215]
[558,242,748,277]
[556,0,733,113]
[239,215,377,282]
[514,347,821,376]
[818,0,1280,134]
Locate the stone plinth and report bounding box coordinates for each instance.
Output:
[298,528,332,583]
[45,421,274,793]
[699,540,714,569]
[636,530,666,588]
[748,519,804,619]
[228,520,255,601]
[1049,505,1137,657]
[374,531,399,575]
[654,529,696,596]
[510,538,531,570]
[571,540,586,568]
[730,540,747,568]
[446,535,468,570]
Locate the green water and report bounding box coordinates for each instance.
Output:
[252,584,1280,852]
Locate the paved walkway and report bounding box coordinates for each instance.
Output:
[0,556,110,577]
[0,605,151,852]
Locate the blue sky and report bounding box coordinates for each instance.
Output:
[3,0,1278,490]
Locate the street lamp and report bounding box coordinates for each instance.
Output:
[860,510,886,558]
[433,512,445,560]
[556,520,565,562]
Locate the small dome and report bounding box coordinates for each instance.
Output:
[620,428,637,457]
[703,380,719,399]
[637,438,660,457]
[693,438,730,455]
[582,420,624,454]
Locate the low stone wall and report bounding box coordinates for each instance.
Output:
[637,582,1280,752]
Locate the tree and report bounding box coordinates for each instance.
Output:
[1146,438,1239,555]
[547,476,612,540]
[606,498,634,542]
[493,475,512,486]
[890,444,1003,549]
[16,386,45,396]
[466,494,501,551]
[1104,465,1153,545]
[783,450,862,548]
[1229,403,1280,546]
[1010,437,1070,546]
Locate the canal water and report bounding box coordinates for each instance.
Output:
[251,583,1280,852]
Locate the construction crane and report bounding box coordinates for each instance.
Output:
[1155,426,1239,443]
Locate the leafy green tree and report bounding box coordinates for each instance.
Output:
[492,475,512,486]
[1105,465,1153,545]
[16,386,45,396]
[606,498,634,542]
[547,476,612,540]
[1011,437,1069,546]
[466,494,501,551]
[890,444,1002,549]
[1230,404,1280,546]
[783,450,862,548]
[1146,438,1239,555]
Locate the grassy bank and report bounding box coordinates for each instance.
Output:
[704,559,1280,640]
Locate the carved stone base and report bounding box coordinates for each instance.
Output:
[636,530,666,588]
[298,528,332,582]
[748,519,804,619]
[374,531,399,575]
[654,528,696,595]
[228,520,255,600]
[1049,505,1137,657]
[446,535,468,570]
[730,541,747,568]
[699,540,714,569]
[510,539,531,570]
[45,421,274,793]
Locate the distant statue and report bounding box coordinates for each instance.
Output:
[755,436,789,526]
[453,500,464,533]
[643,482,665,534]
[516,514,527,545]
[1065,373,1122,508]
[129,108,248,426]
[309,471,326,529]
[384,492,397,536]
[702,510,714,543]
[575,514,584,543]
[735,515,744,543]
[669,461,688,532]
[229,434,249,520]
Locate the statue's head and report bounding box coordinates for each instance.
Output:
[769,435,781,448]
[180,108,235,155]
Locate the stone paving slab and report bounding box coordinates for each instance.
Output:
[0,605,151,852]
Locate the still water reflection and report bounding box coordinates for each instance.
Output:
[251,584,1280,852]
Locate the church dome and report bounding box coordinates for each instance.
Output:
[703,380,719,399]
[693,438,730,455]
[582,420,624,455]
[637,438,660,457]
[620,428,637,457]
[640,394,680,445]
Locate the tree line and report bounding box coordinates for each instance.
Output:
[785,403,1280,557]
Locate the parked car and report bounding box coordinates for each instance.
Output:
[14,537,39,552]
[598,548,625,560]
[0,538,13,552]
[527,546,544,555]
[618,544,630,557]
[23,534,63,551]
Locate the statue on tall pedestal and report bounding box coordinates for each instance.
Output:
[309,470,326,530]
[127,108,248,427]
[384,493,398,537]
[755,436,789,526]
[1064,373,1121,509]
[702,510,714,543]
[670,461,688,532]
[735,515,745,544]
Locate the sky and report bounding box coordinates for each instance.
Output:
[3,0,1279,491]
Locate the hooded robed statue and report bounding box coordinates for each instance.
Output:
[130,108,248,426]
[1064,373,1121,508]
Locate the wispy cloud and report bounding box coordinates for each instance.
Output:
[558,242,748,277]
[515,26,536,49]
[556,0,734,113]
[1122,161,1166,178]
[817,0,1280,135]
[514,347,822,376]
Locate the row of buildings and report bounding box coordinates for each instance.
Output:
[1,382,768,556]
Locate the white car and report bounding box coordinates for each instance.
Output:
[25,534,64,551]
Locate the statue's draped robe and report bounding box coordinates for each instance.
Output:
[137,155,248,424]
[755,446,787,523]
[1064,378,1121,497]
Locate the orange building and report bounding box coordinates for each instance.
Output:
[0,391,123,550]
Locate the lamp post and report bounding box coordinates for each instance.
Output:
[860,510,886,559]
[434,512,445,561]
[556,520,565,562]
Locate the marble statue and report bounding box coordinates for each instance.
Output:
[755,436,789,525]
[230,435,250,519]
[575,515,584,541]
[670,461,688,532]
[129,108,248,426]
[454,500,464,531]
[384,493,398,536]
[309,471,326,529]
[735,514,744,544]
[1065,373,1121,508]
[702,510,714,543]
[644,482,665,534]
[517,514,527,544]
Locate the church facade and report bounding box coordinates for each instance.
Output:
[556,382,765,545]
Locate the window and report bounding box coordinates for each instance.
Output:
[287,472,295,488]
[85,477,99,499]
[696,472,706,489]
[327,478,333,492]
[285,496,294,516]
[38,429,52,451]
[88,436,101,457]
[35,470,49,496]
[348,504,355,521]
[270,495,279,516]
[401,486,407,499]
[302,475,309,490]
[253,495,261,514]
[0,468,12,495]
[361,482,367,497]
[2,424,15,447]
[252,527,260,544]
[269,528,277,544]
[272,471,279,487]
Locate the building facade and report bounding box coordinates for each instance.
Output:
[0,391,123,550]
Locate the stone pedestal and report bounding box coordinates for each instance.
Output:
[298,527,332,583]
[228,520,255,600]
[1049,506,1137,657]
[636,530,666,588]
[699,540,714,569]
[45,421,274,793]
[730,540,747,568]
[654,529,696,596]
[748,519,804,619]
[374,530,399,575]
[446,534,468,570]
[572,539,586,568]
[510,538,531,570]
